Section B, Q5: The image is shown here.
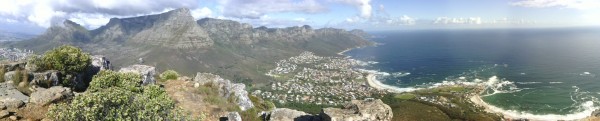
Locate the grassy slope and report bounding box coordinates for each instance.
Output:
[380,86,502,121]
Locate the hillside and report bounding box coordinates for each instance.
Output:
[3,8,373,85]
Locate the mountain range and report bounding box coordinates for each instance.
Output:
[2,8,372,85]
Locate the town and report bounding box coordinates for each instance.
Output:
[253,51,387,106]
[0,48,33,62]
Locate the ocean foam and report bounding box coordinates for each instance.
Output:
[516,82,542,85]
[479,99,597,120]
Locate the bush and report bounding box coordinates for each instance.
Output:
[159,70,179,81]
[37,45,91,74]
[47,70,195,121]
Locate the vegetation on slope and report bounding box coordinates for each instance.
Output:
[380,86,502,121]
[47,70,193,120]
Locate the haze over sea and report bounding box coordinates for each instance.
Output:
[345,27,600,119]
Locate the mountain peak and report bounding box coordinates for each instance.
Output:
[164,8,192,19]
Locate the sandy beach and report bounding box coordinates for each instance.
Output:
[366,74,385,90]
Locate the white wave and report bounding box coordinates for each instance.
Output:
[357,69,390,76]
[479,99,597,120]
[368,74,419,92]
[392,72,411,78]
[516,82,542,85]
[549,82,563,84]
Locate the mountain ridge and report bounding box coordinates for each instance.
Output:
[4,8,373,85]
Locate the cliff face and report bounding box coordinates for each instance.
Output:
[9,8,373,83]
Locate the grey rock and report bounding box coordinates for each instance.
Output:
[321,99,393,121]
[592,109,600,117]
[119,65,156,85]
[2,98,24,110]
[30,70,61,87]
[29,86,73,106]
[227,112,242,121]
[0,102,5,110]
[0,110,8,118]
[0,62,26,72]
[3,71,15,83]
[193,73,254,111]
[91,55,111,71]
[267,108,315,121]
[0,83,29,109]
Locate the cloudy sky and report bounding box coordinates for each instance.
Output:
[1,0,599,34]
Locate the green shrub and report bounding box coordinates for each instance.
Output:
[159,70,179,81]
[37,45,91,74]
[47,70,195,121]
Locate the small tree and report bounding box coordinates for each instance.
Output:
[39,45,91,74]
[159,70,179,81]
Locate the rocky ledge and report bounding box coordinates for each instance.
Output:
[193,73,254,111]
[263,99,393,121]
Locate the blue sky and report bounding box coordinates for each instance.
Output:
[1,0,599,34]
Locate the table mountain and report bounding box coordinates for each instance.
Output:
[4,8,373,85]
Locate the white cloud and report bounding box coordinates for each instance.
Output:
[217,0,326,19]
[191,7,213,19]
[434,17,482,25]
[0,0,201,28]
[510,0,600,10]
[331,0,372,18]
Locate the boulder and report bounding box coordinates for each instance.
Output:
[9,115,17,120]
[592,109,600,117]
[193,73,254,111]
[0,110,8,118]
[0,83,28,109]
[91,55,111,71]
[267,108,315,121]
[1,98,24,110]
[29,86,73,106]
[119,65,156,85]
[321,99,393,121]
[30,70,61,87]
[227,112,242,121]
[0,62,26,72]
[3,71,15,83]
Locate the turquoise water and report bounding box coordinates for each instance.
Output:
[345,27,600,119]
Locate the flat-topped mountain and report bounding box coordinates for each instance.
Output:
[4,8,373,85]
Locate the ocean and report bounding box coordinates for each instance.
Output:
[345,27,600,120]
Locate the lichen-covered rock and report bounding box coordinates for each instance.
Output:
[30,70,61,87]
[29,86,73,106]
[0,83,28,109]
[321,99,393,121]
[193,73,254,111]
[267,108,315,121]
[119,65,156,85]
[227,112,242,121]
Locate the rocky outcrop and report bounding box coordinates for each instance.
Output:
[30,70,61,87]
[91,55,111,71]
[227,112,242,121]
[0,83,28,110]
[193,73,254,111]
[0,62,26,72]
[266,108,315,121]
[119,65,156,85]
[3,71,15,83]
[29,86,73,106]
[321,99,393,121]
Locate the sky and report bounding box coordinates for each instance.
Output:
[0,0,599,34]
